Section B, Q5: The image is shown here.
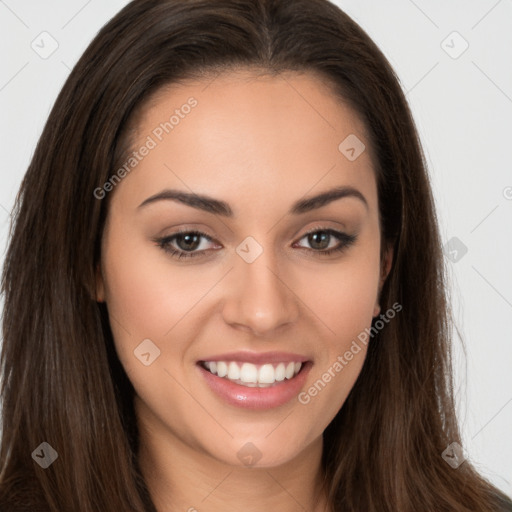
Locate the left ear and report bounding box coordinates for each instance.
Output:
[373,244,394,317]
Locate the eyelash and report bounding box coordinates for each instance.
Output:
[153,227,357,260]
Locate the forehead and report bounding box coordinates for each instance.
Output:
[111,69,376,215]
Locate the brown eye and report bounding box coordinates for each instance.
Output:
[294,228,357,256]
[175,233,202,251]
[307,231,331,250]
[153,230,219,260]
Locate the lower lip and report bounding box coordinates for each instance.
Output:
[198,362,312,410]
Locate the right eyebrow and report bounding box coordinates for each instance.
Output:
[138,189,233,216]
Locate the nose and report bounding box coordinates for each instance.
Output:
[221,248,300,336]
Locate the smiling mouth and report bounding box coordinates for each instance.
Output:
[199,360,304,388]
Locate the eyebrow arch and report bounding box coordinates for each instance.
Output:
[291,186,368,214]
[137,185,368,216]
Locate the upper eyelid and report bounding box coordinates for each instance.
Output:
[162,226,349,248]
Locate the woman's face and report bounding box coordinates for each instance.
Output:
[97,70,391,468]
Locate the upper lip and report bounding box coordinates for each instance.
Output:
[198,351,310,365]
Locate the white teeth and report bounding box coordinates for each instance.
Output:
[240,362,258,383]
[275,362,286,381]
[228,362,240,380]
[217,361,228,378]
[202,360,303,386]
[258,364,275,384]
[285,362,295,379]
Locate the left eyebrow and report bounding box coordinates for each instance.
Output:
[290,186,368,214]
[137,185,368,215]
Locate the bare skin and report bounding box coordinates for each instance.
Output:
[96,69,392,512]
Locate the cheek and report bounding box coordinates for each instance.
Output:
[101,228,216,340]
[293,283,375,440]
[99,225,227,393]
[290,244,380,421]
[312,267,378,331]
[293,244,381,341]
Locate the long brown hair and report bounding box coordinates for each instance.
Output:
[1,0,510,510]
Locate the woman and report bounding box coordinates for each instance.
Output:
[1,0,510,510]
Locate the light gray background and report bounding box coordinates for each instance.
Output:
[1,0,511,496]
